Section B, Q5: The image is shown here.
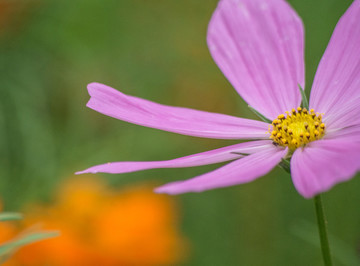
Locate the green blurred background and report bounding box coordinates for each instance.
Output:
[0,0,359,265]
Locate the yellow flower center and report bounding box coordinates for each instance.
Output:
[269,107,325,150]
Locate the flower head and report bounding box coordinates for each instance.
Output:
[78,0,360,198]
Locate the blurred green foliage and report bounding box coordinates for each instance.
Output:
[0,0,359,265]
[0,212,58,264]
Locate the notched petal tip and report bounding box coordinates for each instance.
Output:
[87,81,105,90]
[154,185,180,195]
[154,179,211,195]
[86,82,117,97]
[87,82,100,95]
[74,170,85,175]
[75,168,98,175]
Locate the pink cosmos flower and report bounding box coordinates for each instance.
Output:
[78,0,360,198]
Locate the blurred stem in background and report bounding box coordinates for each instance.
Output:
[0,211,58,264]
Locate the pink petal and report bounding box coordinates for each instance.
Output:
[207,0,304,120]
[76,140,274,174]
[86,83,269,139]
[291,139,360,198]
[155,144,287,195]
[325,125,360,141]
[310,0,360,119]
[323,96,360,130]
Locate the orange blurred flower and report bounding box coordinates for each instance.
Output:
[4,176,187,266]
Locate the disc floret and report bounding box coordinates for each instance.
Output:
[269,107,325,150]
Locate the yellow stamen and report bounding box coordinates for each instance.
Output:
[273,119,280,125]
[269,107,326,150]
[278,114,285,120]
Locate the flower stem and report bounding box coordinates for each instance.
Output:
[314,194,332,266]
